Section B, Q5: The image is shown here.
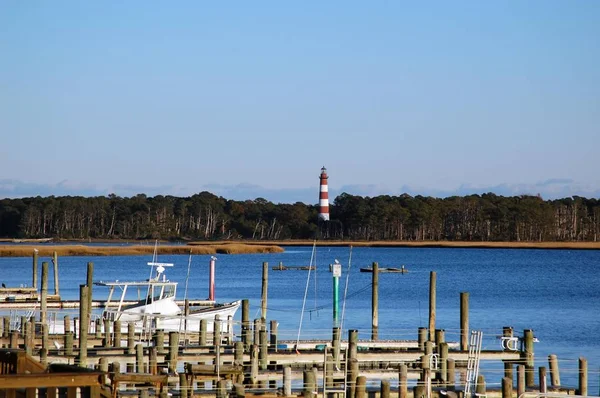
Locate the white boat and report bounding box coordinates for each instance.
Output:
[95,259,240,333]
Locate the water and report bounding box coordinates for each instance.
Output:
[1,246,599,392]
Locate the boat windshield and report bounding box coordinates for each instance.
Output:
[146,283,176,303]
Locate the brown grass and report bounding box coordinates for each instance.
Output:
[191,239,600,250]
[0,244,284,257]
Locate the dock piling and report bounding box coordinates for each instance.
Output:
[41,261,48,325]
[52,251,60,296]
[517,364,525,396]
[549,354,560,387]
[199,319,207,346]
[502,377,513,398]
[578,357,587,396]
[372,262,379,341]
[524,329,535,386]
[429,271,436,342]
[127,323,135,354]
[460,292,469,350]
[539,366,547,393]
[261,262,268,320]
[86,262,93,317]
[381,379,390,398]
[242,299,250,349]
[78,284,89,367]
[399,363,408,398]
[269,320,278,352]
[32,249,38,289]
[113,320,121,348]
[418,327,427,351]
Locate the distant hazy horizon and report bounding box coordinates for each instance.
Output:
[1,2,598,203]
[0,176,597,204]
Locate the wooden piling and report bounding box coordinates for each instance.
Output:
[154,329,165,355]
[476,374,486,397]
[242,299,250,349]
[32,249,38,289]
[325,354,334,390]
[63,315,71,334]
[95,319,102,339]
[10,329,18,348]
[502,377,513,398]
[504,362,513,380]
[539,366,547,393]
[86,262,94,315]
[261,262,268,320]
[460,292,469,351]
[214,315,222,347]
[250,344,258,386]
[136,343,144,373]
[425,341,434,356]
[332,326,341,368]
[113,320,121,348]
[199,319,207,346]
[168,331,179,373]
[356,376,367,398]
[381,379,390,398]
[40,323,48,365]
[65,332,73,356]
[517,364,525,396]
[23,317,32,355]
[179,373,188,398]
[127,323,135,354]
[447,358,455,390]
[418,327,427,351]
[439,342,448,384]
[78,284,89,367]
[283,366,292,396]
[234,341,244,366]
[2,316,9,338]
[578,357,587,396]
[503,326,514,352]
[52,251,60,296]
[549,354,560,387]
[253,318,261,349]
[435,329,445,349]
[259,327,268,370]
[523,329,535,386]
[372,262,379,340]
[399,363,408,398]
[149,347,158,375]
[98,357,108,385]
[429,271,436,342]
[216,379,227,398]
[41,261,48,324]
[103,318,111,347]
[303,368,316,398]
[234,383,245,398]
[270,320,278,352]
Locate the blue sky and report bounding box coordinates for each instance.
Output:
[1,2,598,203]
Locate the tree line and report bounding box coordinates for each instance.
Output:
[0,192,598,242]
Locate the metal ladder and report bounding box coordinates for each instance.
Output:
[465,330,483,398]
[322,345,348,397]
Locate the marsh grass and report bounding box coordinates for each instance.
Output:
[192,240,600,250]
[0,244,284,257]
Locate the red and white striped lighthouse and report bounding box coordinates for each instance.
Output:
[318,166,330,221]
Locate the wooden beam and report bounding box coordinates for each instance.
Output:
[0,373,102,388]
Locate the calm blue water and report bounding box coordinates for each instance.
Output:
[1,246,599,392]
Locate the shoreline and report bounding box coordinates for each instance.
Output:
[0,239,598,257]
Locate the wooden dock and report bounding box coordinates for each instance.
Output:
[0,256,593,398]
[271,261,315,271]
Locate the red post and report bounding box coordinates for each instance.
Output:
[209,256,216,301]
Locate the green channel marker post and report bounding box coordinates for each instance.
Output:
[332,260,341,326]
